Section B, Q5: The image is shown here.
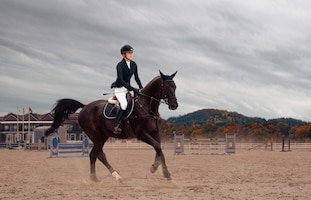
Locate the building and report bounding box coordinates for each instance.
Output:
[0,112,83,144]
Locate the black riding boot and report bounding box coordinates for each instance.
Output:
[113,109,125,134]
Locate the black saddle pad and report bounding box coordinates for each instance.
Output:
[103,98,134,119]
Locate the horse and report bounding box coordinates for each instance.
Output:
[45,71,178,182]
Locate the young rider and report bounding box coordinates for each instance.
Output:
[111,44,143,134]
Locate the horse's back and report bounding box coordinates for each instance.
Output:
[79,99,137,140]
[78,99,108,130]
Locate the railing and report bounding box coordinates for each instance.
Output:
[1,141,311,151]
[238,142,311,151]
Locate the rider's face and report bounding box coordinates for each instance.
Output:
[124,52,133,61]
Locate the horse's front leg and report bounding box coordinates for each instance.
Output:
[150,152,171,179]
[140,133,172,180]
[150,154,161,173]
[158,150,171,180]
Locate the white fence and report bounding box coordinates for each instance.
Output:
[2,141,311,151]
[239,142,311,151]
[100,141,311,151]
[104,141,154,149]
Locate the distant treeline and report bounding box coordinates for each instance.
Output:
[160,109,311,142]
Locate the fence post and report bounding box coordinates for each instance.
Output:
[174,133,184,155]
[281,135,291,152]
[82,132,89,156]
[50,133,59,157]
[225,134,236,154]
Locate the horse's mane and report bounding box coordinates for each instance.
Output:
[141,76,161,94]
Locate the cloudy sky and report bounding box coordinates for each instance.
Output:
[1,0,311,122]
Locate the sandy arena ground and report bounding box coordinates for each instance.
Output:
[1,147,311,200]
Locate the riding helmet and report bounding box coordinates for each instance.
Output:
[121,45,134,54]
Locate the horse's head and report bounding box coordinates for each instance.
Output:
[159,70,178,110]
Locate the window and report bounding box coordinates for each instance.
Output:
[7,134,13,143]
[70,134,75,141]
[8,125,16,131]
[15,134,21,142]
[65,124,73,132]
[26,134,33,143]
[79,134,84,141]
[29,124,34,131]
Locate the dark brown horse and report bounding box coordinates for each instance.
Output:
[45,71,178,182]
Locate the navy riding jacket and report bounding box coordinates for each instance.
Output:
[111,58,143,91]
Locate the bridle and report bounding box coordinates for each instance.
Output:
[130,79,176,121]
[162,80,178,106]
[138,79,177,106]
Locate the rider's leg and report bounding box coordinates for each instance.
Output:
[113,87,128,134]
[113,109,125,134]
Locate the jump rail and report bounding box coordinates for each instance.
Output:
[50,133,89,158]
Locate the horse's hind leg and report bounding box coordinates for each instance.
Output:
[89,146,99,181]
[88,133,122,182]
[91,139,123,183]
[97,148,123,182]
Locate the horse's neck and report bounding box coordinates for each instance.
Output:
[142,76,161,99]
[139,77,161,115]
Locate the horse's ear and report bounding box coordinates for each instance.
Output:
[160,70,177,80]
[159,70,164,78]
[170,71,177,79]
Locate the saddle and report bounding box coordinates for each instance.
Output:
[103,94,134,119]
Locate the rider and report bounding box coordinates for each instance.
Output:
[111,44,143,134]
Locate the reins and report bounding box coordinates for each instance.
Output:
[138,92,167,105]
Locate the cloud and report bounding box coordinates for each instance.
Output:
[0,0,311,122]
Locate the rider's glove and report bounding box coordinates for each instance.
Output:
[133,88,140,94]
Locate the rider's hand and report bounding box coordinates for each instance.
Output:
[133,88,140,95]
[129,90,134,97]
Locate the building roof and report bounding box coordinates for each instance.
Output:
[0,112,78,125]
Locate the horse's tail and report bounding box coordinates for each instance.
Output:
[45,99,84,136]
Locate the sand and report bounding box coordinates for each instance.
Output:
[1,147,311,200]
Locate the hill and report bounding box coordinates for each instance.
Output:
[166,108,305,127]
[160,109,311,142]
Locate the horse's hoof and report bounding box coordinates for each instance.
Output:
[163,171,171,180]
[112,171,123,182]
[150,165,157,173]
[90,175,100,182]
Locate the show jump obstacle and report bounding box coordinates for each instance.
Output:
[174,134,236,155]
[174,134,185,155]
[50,132,89,158]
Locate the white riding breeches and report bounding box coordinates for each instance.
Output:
[114,87,128,110]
